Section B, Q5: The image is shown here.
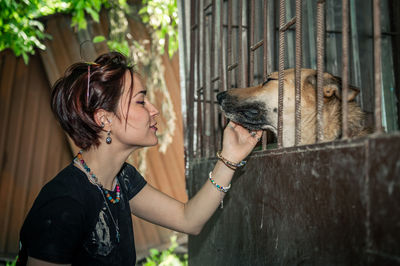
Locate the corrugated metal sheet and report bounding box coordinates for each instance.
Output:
[0,51,72,257]
[0,12,187,260]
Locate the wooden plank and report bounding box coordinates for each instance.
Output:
[6,56,42,253]
[0,57,29,253]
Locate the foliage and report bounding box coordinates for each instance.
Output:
[143,235,188,266]
[139,0,179,57]
[5,256,18,266]
[0,0,107,64]
[0,0,179,64]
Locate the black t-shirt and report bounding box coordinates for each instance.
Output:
[17,162,147,266]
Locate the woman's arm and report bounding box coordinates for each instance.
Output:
[129,122,262,235]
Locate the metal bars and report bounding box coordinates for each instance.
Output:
[186,0,386,159]
[316,0,325,143]
[278,0,286,148]
[342,0,349,139]
[294,0,302,145]
[373,0,383,133]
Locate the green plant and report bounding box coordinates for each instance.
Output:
[143,235,188,266]
[5,255,18,266]
[0,0,179,64]
[0,0,107,64]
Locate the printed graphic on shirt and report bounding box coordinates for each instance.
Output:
[84,207,115,257]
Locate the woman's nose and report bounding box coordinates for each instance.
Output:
[147,102,159,116]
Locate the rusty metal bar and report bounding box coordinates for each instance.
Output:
[262,0,268,150]
[316,0,325,143]
[219,0,226,131]
[227,62,238,71]
[188,0,196,159]
[250,40,264,51]
[227,0,233,90]
[373,0,384,133]
[280,16,297,32]
[193,1,203,157]
[278,0,285,148]
[204,2,212,11]
[249,0,255,86]
[263,0,268,80]
[238,0,243,87]
[201,0,207,157]
[294,0,302,146]
[342,0,349,139]
[210,0,217,154]
[196,0,202,157]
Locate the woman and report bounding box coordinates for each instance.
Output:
[17,52,262,265]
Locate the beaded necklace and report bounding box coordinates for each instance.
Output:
[73,154,121,243]
[75,150,121,204]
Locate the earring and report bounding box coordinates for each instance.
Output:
[106,130,112,144]
[100,122,105,128]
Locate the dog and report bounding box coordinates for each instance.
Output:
[217,68,372,147]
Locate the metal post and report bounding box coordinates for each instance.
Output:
[373,0,383,133]
[316,0,325,143]
[342,0,349,139]
[294,0,302,145]
[278,0,286,148]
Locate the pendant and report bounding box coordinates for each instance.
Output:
[116,231,120,243]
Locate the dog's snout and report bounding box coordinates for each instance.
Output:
[217,91,227,105]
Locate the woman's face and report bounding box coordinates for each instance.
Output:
[109,71,159,149]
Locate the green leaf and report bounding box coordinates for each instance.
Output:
[22,52,29,65]
[93,35,106,43]
[85,6,99,22]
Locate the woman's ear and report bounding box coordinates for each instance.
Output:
[94,109,112,129]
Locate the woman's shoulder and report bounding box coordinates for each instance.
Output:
[38,163,92,204]
[118,162,147,200]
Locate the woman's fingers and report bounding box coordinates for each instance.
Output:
[226,122,262,144]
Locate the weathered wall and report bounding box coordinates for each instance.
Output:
[188,133,400,265]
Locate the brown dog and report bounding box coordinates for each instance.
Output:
[217,68,372,147]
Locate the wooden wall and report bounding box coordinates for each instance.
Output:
[0,51,72,258]
[0,12,186,260]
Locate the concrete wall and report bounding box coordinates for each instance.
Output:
[188,133,400,265]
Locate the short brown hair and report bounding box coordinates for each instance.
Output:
[51,52,134,149]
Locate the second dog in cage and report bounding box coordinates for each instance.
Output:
[217,68,372,147]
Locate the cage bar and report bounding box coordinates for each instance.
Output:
[227,0,233,91]
[373,0,384,133]
[316,0,325,143]
[278,0,286,148]
[249,0,255,86]
[238,0,243,88]
[262,0,269,150]
[219,0,226,131]
[188,0,196,159]
[210,0,217,154]
[341,0,349,139]
[294,0,302,145]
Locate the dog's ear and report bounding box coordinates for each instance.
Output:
[329,76,360,101]
[306,73,360,101]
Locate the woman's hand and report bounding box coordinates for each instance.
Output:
[220,121,263,163]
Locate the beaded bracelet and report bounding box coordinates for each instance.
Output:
[216,151,247,170]
[209,172,231,193]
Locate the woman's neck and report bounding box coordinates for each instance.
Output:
[78,144,137,190]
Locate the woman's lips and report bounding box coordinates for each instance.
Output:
[150,124,158,131]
